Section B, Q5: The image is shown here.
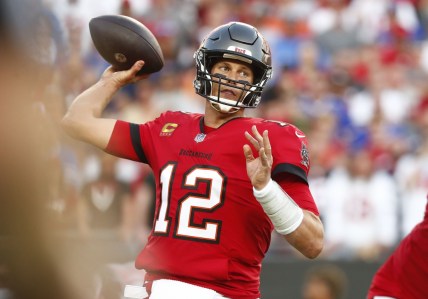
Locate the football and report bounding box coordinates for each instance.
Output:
[89,15,164,75]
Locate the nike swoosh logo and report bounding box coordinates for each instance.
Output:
[295,131,306,138]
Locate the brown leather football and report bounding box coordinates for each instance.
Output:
[89,15,164,75]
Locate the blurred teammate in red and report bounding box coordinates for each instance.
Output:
[62,22,324,299]
[367,197,428,299]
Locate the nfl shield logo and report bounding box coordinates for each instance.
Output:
[194,133,206,143]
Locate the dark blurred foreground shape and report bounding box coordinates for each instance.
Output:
[0,1,99,298]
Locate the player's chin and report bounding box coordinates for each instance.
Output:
[211,102,242,114]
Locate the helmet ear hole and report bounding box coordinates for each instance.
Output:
[206,57,220,74]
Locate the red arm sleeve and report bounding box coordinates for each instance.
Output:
[275,173,319,216]
[268,123,310,184]
[105,120,147,162]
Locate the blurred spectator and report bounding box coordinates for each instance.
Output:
[377,64,418,124]
[394,139,428,236]
[137,0,197,64]
[308,0,355,36]
[78,153,133,244]
[77,152,145,299]
[151,67,205,113]
[314,13,360,59]
[301,264,348,299]
[123,168,157,253]
[321,148,398,261]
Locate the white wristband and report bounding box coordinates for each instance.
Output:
[124,285,147,299]
[253,179,304,235]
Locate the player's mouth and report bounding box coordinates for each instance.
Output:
[220,88,237,99]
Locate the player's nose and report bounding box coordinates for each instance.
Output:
[225,72,240,84]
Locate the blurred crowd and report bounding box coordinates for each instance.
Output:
[6,0,428,284]
[2,0,428,298]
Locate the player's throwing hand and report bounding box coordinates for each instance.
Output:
[101,60,149,88]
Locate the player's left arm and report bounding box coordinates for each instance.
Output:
[282,208,324,259]
[243,125,324,259]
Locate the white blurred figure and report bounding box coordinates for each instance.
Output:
[47,0,151,56]
[307,0,359,36]
[322,148,398,261]
[394,139,428,236]
[151,69,205,113]
[378,65,419,125]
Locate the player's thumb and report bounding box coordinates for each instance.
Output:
[132,60,145,73]
[114,61,146,85]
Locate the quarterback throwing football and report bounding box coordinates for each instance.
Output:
[62,22,324,299]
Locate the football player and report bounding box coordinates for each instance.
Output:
[367,196,428,299]
[62,22,324,299]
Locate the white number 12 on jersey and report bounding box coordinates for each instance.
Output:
[154,163,226,243]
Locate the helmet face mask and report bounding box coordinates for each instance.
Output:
[194,22,272,110]
[208,70,256,113]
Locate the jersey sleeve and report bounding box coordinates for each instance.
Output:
[276,173,319,215]
[105,120,147,162]
[268,122,310,184]
[105,112,174,164]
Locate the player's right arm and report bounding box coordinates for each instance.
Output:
[61,61,148,150]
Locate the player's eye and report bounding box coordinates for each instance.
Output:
[219,65,229,72]
[239,70,249,78]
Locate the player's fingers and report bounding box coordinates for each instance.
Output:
[116,61,148,84]
[251,125,264,145]
[131,61,150,82]
[259,147,270,167]
[117,60,145,79]
[131,60,145,74]
[243,144,255,161]
[263,130,272,157]
[245,131,260,150]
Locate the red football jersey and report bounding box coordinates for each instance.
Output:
[106,111,318,298]
[368,199,428,299]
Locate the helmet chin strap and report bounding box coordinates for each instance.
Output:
[208,96,241,114]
